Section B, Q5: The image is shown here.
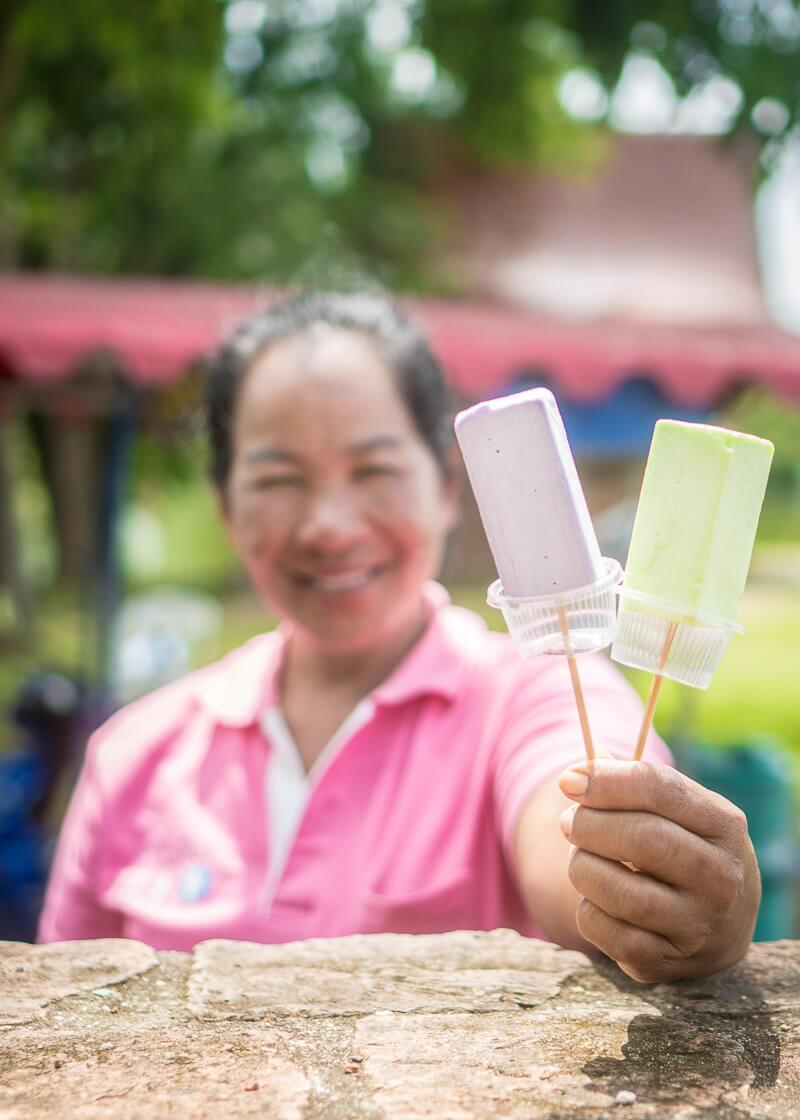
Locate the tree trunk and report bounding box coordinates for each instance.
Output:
[0,421,32,637]
[27,412,103,587]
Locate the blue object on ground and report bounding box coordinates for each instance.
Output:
[0,748,50,941]
[1,671,89,942]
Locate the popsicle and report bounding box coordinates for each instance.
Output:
[611,419,774,759]
[455,388,604,598]
[455,387,622,760]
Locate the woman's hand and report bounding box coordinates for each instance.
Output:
[557,758,761,983]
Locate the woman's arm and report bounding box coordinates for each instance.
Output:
[512,774,597,954]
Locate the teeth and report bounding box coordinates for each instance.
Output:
[310,571,372,592]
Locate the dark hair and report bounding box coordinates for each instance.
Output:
[205,291,453,490]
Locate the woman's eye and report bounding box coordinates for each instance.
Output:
[252,475,303,490]
[354,464,398,481]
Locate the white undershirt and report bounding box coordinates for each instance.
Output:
[258,700,375,908]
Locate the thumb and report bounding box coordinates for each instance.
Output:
[558,749,618,799]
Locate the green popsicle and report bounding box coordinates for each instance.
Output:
[619,419,774,760]
[623,420,774,622]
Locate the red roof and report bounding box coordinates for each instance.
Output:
[2,272,800,405]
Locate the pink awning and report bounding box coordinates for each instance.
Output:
[2,272,800,405]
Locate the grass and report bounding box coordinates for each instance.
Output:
[647,585,800,750]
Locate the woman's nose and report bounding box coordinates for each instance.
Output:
[294,485,368,549]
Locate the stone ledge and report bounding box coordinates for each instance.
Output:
[1,931,798,1119]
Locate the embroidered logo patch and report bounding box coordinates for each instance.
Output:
[177,862,213,903]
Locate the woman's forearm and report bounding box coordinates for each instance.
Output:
[511,775,596,954]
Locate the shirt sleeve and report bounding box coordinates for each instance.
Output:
[492,653,674,861]
[37,736,123,943]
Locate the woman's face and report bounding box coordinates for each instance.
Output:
[221,326,459,654]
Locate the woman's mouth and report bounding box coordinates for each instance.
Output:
[295,565,389,593]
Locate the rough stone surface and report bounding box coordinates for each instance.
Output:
[0,939,159,1026]
[1,931,799,1119]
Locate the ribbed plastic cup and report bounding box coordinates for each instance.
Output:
[487,557,622,658]
[611,587,744,689]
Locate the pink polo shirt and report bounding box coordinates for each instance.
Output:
[38,584,671,951]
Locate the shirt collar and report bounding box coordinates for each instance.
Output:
[370,582,465,706]
[197,631,283,727]
[195,581,473,727]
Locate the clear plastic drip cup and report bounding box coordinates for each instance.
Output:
[611,586,744,689]
[487,557,623,658]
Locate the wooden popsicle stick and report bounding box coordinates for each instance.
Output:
[633,619,679,762]
[556,603,595,762]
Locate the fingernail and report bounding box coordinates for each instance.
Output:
[559,805,576,838]
[559,769,588,797]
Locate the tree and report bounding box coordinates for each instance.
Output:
[2,0,798,289]
[564,0,800,125]
[0,1,225,273]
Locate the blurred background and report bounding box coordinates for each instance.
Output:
[1,0,799,941]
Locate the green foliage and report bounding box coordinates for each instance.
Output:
[721,387,800,476]
[564,0,800,127]
[643,581,800,754]
[719,388,800,540]
[0,1,227,271]
[3,1,800,285]
[123,479,239,592]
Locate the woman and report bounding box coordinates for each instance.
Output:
[39,292,760,981]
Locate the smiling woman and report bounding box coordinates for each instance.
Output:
[207,295,461,761]
[218,319,458,707]
[37,292,760,984]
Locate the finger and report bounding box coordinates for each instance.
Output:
[558,759,748,847]
[569,848,704,955]
[562,805,730,896]
[575,898,688,983]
